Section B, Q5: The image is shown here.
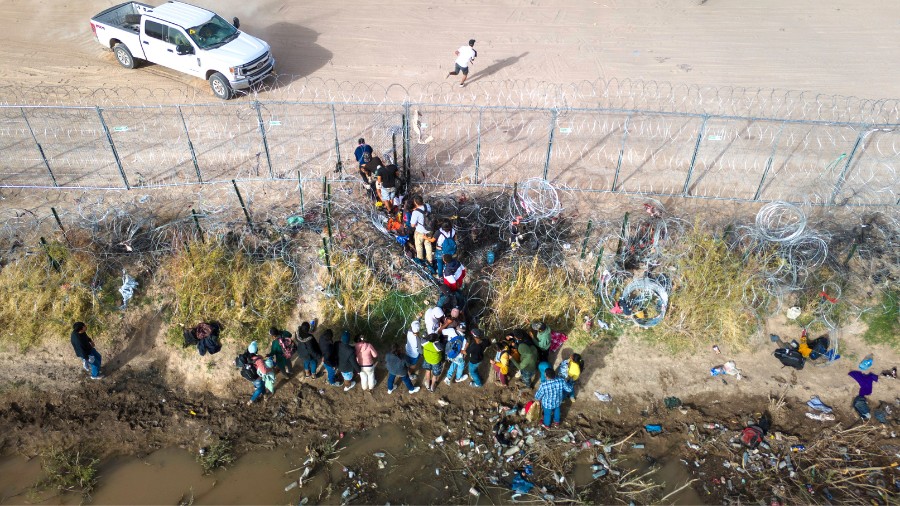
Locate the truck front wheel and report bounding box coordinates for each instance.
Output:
[209,72,233,100]
[113,43,135,69]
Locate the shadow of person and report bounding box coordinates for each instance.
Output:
[466,52,529,84]
[243,22,333,89]
[106,310,165,374]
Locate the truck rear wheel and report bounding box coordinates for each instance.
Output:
[209,72,233,100]
[113,43,135,69]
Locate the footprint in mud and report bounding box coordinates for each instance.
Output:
[677,63,693,73]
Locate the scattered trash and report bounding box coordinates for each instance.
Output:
[859,353,874,371]
[594,392,612,402]
[469,486,480,497]
[664,396,682,409]
[632,443,645,449]
[806,396,833,413]
[804,412,835,422]
[644,424,663,435]
[712,345,721,354]
[118,270,138,310]
[786,306,801,320]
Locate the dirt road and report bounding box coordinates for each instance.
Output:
[1,0,898,103]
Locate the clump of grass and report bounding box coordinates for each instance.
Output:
[0,242,123,350]
[39,447,99,499]
[862,289,900,348]
[159,240,296,347]
[320,252,427,345]
[648,228,762,352]
[485,258,598,343]
[197,440,234,473]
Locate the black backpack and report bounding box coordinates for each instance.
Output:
[235,352,260,381]
[774,348,805,370]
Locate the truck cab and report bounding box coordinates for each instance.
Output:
[91,1,275,99]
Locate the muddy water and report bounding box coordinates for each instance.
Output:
[1,424,702,504]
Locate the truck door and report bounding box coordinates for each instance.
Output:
[141,19,201,76]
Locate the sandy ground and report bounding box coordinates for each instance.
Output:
[0,0,898,101]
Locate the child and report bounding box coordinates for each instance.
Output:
[557,353,584,400]
[490,342,511,387]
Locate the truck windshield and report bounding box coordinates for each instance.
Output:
[188,15,238,49]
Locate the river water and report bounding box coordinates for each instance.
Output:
[0,424,700,504]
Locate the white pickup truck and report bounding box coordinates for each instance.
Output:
[90,1,275,99]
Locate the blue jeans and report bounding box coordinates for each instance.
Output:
[387,374,415,391]
[565,379,577,399]
[85,349,102,378]
[304,359,318,375]
[521,369,535,387]
[542,405,561,426]
[467,361,483,386]
[538,362,551,382]
[250,379,265,403]
[435,252,445,280]
[323,363,338,384]
[445,356,466,381]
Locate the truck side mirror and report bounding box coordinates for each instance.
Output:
[232,17,240,29]
[176,44,194,55]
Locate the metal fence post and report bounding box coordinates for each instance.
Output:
[403,101,411,185]
[542,109,558,180]
[829,129,867,205]
[611,114,631,192]
[231,179,252,227]
[681,115,708,196]
[331,103,343,174]
[474,108,483,184]
[177,106,203,184]
[96,106,130,189]
[254,101,274,179]
[20,108,58,187]
[753,121,786,201]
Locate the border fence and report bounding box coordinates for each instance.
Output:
[1,78,898,207]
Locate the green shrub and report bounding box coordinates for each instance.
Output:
[862,289,900,348]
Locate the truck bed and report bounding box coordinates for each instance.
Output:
[92,2,154,34]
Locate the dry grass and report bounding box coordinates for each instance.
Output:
[485,258,599,347]
[0,242,124,350]
[647,228,762,352]
[158,240,296,347]
[319,252,427,344]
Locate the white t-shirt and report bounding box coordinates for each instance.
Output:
[424,306,445,334]
[455,46,476,67]
[410,206,430,234]
[406,330,421,358]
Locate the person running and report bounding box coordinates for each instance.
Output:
[386,345,421,395]
[295,322,322,379]
[268,326,295,376]
[337,331,360,391]
[466,328,488,388]
[421,333,445,392]
[354,334,379,391]
[511,338,538,388]
[446,39,477,87]
[409,196,434,270]
[534,369,573,428]
[443,323,469,385]
[405,320,423,380]
[70,322,103,380]
[318,329,341,386]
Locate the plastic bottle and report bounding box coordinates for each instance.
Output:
[791,444,806,452]
[486,250,495,265]
[859,353,873,371]
[710,366,726,376]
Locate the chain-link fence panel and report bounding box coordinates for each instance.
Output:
[102,106,197,187]
[409,105,479,185]
[0,108,52,187]
[548,110,630,191]
[22,107,124,188]
[476,108,551,185]
[614,114,705,196]
[758,123,860,204]
[334,104,404,176]
[180,103,266,183]
[258,102,337,180]
[686,119,783,200]
[833,128,900,206]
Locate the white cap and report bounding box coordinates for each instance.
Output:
[411,320,420,332]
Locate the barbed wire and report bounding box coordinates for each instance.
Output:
[1,75,898,124]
